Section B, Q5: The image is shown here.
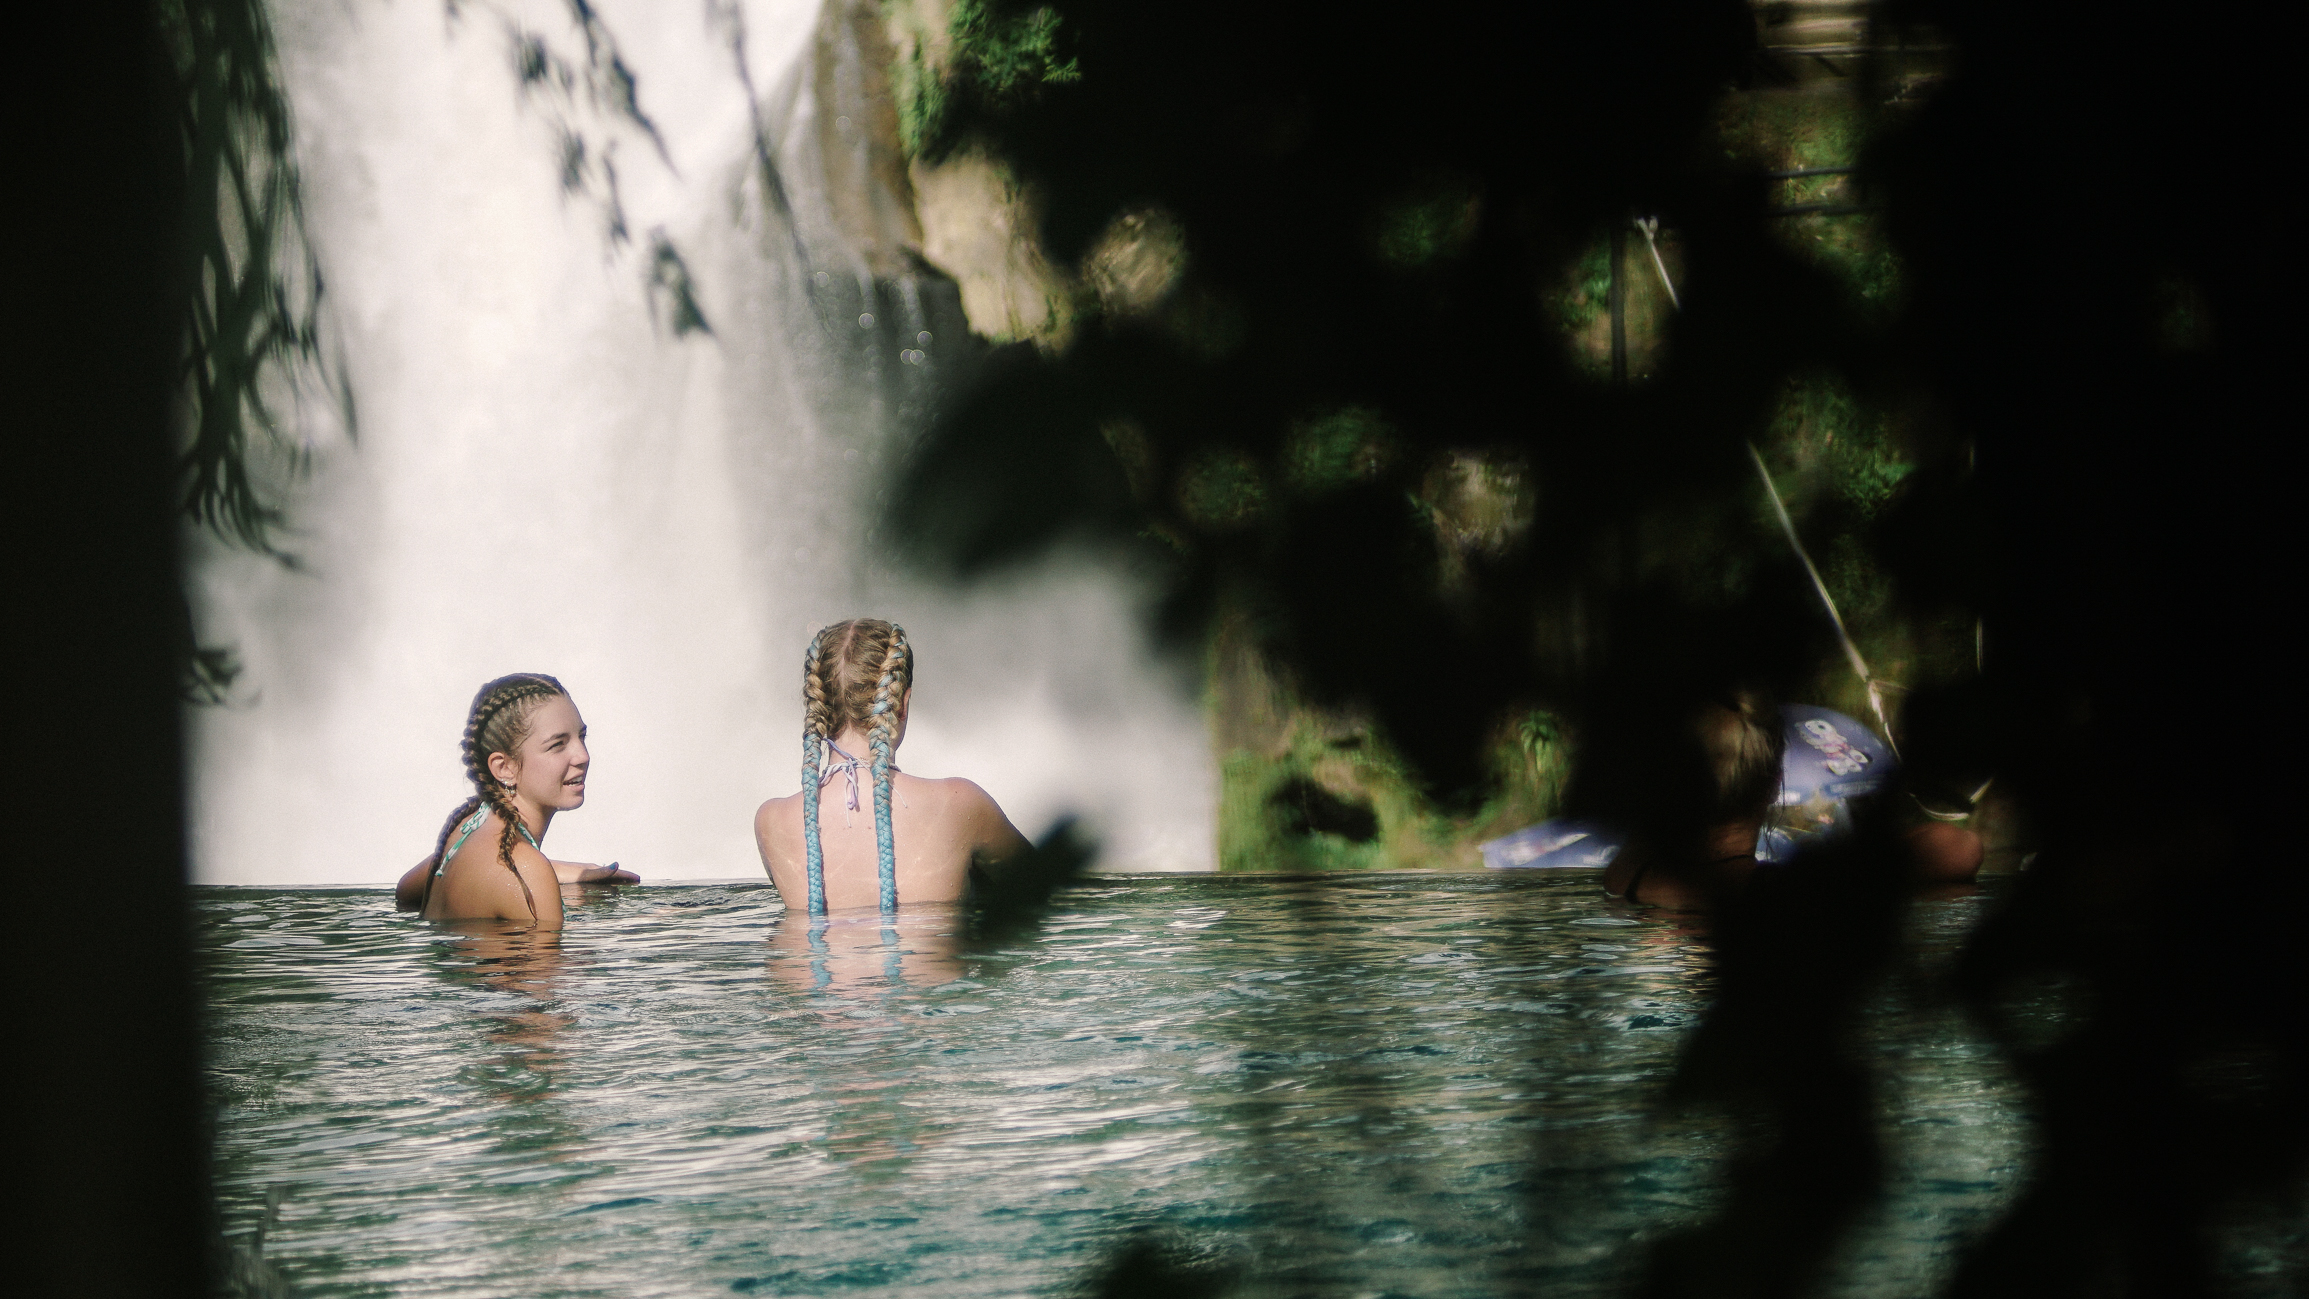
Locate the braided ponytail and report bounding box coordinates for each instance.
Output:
[435,673,567,920]
[867,625,910,914]
[799,629,832,916]
[796,620,914,915]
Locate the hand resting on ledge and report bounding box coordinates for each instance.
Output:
[396,853,639,912]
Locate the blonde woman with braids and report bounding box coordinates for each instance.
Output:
[392,673,637,924]
[755,619,1029,914]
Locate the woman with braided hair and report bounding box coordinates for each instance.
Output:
[392,673,637,923]
[755,619,1029,914]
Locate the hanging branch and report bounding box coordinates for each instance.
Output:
[164,0,348,561]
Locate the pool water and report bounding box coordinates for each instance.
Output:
[198,874,2036,1297]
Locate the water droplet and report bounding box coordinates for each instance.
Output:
[859,313,875,328]
[813,271,829,286]
[837,116,851,129]
[917,332,932,345]
[843,449,859,462]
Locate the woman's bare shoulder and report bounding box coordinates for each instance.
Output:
[910,776,1026,856]
[754,794,799,871]
[911,774,1000,810]
[427,833,546,921]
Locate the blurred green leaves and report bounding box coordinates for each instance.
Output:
[902,1,1081,161]
[1281,407,1396,495]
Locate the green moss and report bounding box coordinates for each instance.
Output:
[893,39,947,158]
[1212,708,1570,872]
[1208,617,1570,872]
[1793,216,1903,319]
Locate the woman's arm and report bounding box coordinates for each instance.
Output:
[395,854,438,912]
[552,860,639,885]
[960,780,1032,870]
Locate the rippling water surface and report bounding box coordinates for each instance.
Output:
[200,874,2033,1297]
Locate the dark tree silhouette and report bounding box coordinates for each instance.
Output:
[890,1,2304,1294]
[9,1,209,1294]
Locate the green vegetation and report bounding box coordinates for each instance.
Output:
[1718,91,1902,318]
[1175,449,1269,532]
[892,32,947,158]
[950,1,1079,98]
[893,4,1987,873]
[1765,376,1911,519]
[894,1,1081,160]
[1281,406,1397,494]
[1550,239,1613,336]
[1209,621,1569,872]
[1748,370,1972,731]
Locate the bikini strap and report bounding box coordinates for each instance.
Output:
[435,806,543,875]
[436,807,489,877]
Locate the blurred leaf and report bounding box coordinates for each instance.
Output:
[967,818,1096,949]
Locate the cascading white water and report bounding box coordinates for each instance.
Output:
[187,0,1214,885]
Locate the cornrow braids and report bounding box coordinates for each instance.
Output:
[867,624,910,914]
[797,619,915,915]
[444,672,567,920]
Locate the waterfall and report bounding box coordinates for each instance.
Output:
[186,0,1214,885]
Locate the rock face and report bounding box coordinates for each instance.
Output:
[802,1,1198,347]
[793,0,924,282]
[905,147,1073,344]
[772,0,1066,345]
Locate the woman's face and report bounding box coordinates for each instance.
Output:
[489,696,589,812]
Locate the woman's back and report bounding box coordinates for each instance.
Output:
[756,770,1017,911]
[425,806,564,925]
[754,619,1027,915]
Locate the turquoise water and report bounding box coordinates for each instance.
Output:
[199,874,2034,1297]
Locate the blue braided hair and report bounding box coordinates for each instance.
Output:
[799,629,830,915]
[866,625,911,914]
[797,619,914,915]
